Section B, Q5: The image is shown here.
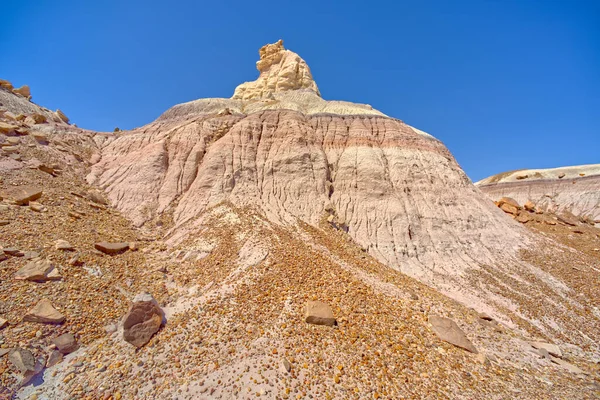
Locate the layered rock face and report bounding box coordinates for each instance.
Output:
[477,164,600,221]
[232,40,320,100]
[88,42,535,316]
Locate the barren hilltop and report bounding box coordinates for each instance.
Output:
[1,41,599,399]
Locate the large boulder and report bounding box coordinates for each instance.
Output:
[23,299,65,324]
[304,301,337,326]
[14,259,61,282]
[428,315,477,353]
[123,293,165,348]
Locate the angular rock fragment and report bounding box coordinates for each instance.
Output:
[496,197,521,216]
[123,293,165,347]
[13,85,31,99]
[550,356,585,374]
[24,299,65,324]
[95,242,130,255]
[304,301,337,326]
[87,190,108,205]
[530,341,562,358]
[15,259,61,282]
[53,333,79,354]
[1,185,42,205]
[55,239,74,251]
[516,212,531,224]
[0,122,18,134]
[0,79,13,90]
[46,350,63,367]
[428,315,477,353]
[55,109,69,123]
[8,348,35,374]
[523,200,536,212]
[29,201,45,212]
[3,247,24,256]
[0,316,7,329]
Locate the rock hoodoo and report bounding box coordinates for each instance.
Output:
[232,39,320,100]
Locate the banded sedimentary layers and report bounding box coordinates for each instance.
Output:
[86,42,600,346]
[477,164,600,221]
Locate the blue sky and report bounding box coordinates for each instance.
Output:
[1,0,598,181]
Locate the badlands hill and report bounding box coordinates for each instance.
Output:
[0,41,599,399]
[477,164,600,223]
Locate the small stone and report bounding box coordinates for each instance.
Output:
[53,333,78,354]
[530,341,562,358]
[46,350,63,367]
[29,201,45,212]
[429,315,477,353]
[0,220,9,226]
[55,240,75,251]
[56,109,69,123]
[523,200,536,212]
[23,299,65,324]
[3,248,24,257]
[282,358,291,373]
[550,356,585,374]
[478,313,493,321]
[15,259,61,282]
[0,317,7,329]
[87,190,108,205]
[304,301,336,327]
[8,348,35,374]
[95,242,129,255]
[0,185,42,205]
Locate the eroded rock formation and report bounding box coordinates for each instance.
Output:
[232,40,320,100]
[477,164,600,222]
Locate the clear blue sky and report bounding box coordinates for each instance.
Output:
[1,0,598,181]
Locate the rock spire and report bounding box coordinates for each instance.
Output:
[232,40,321,100]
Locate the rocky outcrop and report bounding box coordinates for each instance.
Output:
[0,79,70,124]
[232,40,320,100]
[476,164,600,221]
[87,41,566,339]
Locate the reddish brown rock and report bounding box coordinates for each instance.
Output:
[14,259,61,282]
[52,333,78,354]
[1,185,42,205]
[524,200,536,212]
[516,212,531,224]
[13,85,31,99]
[95,242,129,255]
[23,299,65,324]
[55,109,69,123]
[123,293,164,348]
[46,350,63,367]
